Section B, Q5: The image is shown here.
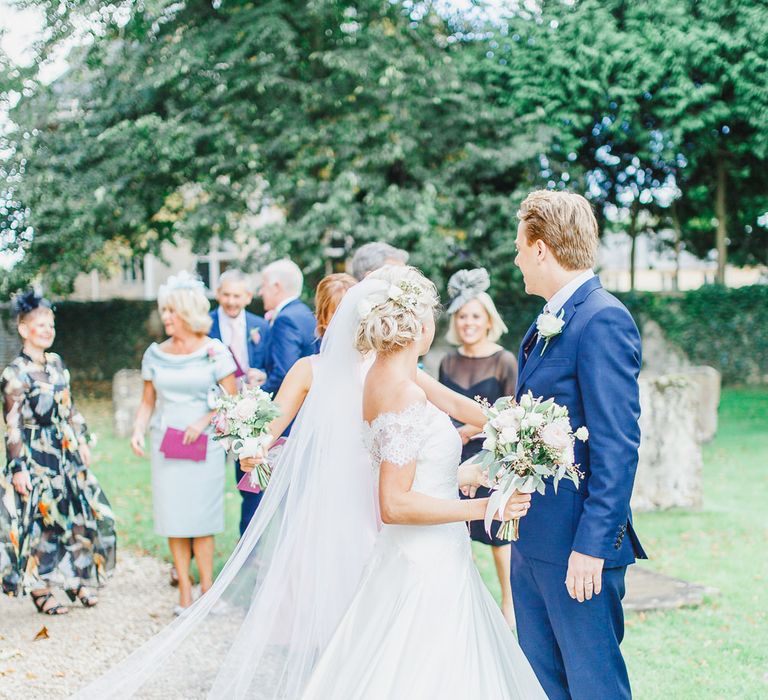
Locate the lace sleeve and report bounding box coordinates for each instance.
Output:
[367,402,429,468]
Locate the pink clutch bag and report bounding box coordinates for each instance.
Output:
[160,428,208,462]
[237,438,286,493]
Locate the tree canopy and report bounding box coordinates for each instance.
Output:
[1,0,766,294]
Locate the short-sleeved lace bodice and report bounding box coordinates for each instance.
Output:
[363,401,463,500]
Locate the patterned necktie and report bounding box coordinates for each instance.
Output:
[523,330,539,361]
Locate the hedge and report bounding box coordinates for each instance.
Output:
[497,284,768,386]
[2,284,765,387]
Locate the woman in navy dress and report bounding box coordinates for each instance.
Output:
[438,268,518,626]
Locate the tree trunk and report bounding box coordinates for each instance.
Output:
[715,159,728,285]
[671,201,683,291]
[629,199,640,291]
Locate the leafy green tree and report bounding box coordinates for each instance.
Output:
[1,0,547,296]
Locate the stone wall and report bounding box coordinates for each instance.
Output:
[113,369,144,438]
[631,367,720,511]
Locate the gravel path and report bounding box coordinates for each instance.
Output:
[0,552,181,699]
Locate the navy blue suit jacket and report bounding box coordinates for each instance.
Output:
[209,310,269,371]
[261,299,317,396]
[514,277,647,568]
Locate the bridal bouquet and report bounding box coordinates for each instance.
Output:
[212,387,281,490]
[472,391,588,541]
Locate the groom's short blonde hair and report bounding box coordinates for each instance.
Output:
[517,190,599,270]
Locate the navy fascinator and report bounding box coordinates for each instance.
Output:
[11,289,53,319]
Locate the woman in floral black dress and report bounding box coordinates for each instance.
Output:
[0,291,116,614]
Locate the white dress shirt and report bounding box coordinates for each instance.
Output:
[271,295,298,323]
[218,307,248,372]
[544,270,596,315]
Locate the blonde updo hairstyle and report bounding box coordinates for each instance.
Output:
[158,285,213,336]
[355,265,439,355]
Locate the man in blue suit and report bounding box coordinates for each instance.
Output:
[511,190,647,700]
[210,269,269,536]
[258,258,317,400]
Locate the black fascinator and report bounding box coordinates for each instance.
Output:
[11,289,52,319]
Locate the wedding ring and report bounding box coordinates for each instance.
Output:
[585,582,593,588]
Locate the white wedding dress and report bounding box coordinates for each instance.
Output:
[300,401,547,700]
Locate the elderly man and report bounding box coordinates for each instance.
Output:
[259,259,317,398]
[209,269,269,536]
[350,241,409,281]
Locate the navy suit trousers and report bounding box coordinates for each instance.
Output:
[511,546,631,700]
[235,460,263,536]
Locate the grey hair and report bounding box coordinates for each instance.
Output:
[261,259,304,296]
[350,242,409,281]
[218,268,253,291]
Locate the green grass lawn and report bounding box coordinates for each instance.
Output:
[16,387,768,698]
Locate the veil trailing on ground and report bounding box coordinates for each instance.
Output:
[75,278,386,699]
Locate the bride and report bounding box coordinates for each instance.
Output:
[74,266,542,699]
[299,266,545,698]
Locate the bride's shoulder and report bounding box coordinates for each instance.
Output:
[364,380,426,427]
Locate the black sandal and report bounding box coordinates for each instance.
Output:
[66,585,98,608]
[31,590,69,616]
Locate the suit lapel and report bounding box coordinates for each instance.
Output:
[517,320,538,377]
[210,310,221,340]
[517,277,602,391]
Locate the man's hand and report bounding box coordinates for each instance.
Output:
[248,369,267,387]
[565,551,604,602]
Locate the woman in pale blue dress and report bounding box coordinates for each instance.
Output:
[130,273,237,614]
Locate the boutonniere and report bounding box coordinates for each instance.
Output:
[207,346,218,363]
[535,308,565,355]
[250,328,261,345]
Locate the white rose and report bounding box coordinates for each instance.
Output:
[536,312,565,338]
[540,422,571,453]
[520,393,533,409]
[388,284,404,301]
[482,435,496,452]
[234,398,259,422]
[575,426,589,441]
[526,412,544,429]
[560,444,575,466]
[492,406,524,431]
[500,427,518,445]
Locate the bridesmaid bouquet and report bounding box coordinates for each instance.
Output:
[471,391,588,541]
[212,387,281,490]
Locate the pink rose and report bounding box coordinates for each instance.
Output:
[213,411,228,435]
[234,398,258,422]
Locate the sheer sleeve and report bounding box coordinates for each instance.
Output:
[499,350,519,397]
[366,402,429,468]
[1,364,30,475]
[57,355,89,441]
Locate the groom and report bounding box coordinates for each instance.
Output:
[511,190,647,699]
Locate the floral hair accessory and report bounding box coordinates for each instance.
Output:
[11,289,53,318]
[357,280,425,321]
[158,271,206,298]
[446,268,490,314]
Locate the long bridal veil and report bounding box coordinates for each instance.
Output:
[75,279,385,699]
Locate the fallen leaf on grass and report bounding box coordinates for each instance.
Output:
[33,626,49,641]
[0,668,15,676]
[26,672,37,680]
